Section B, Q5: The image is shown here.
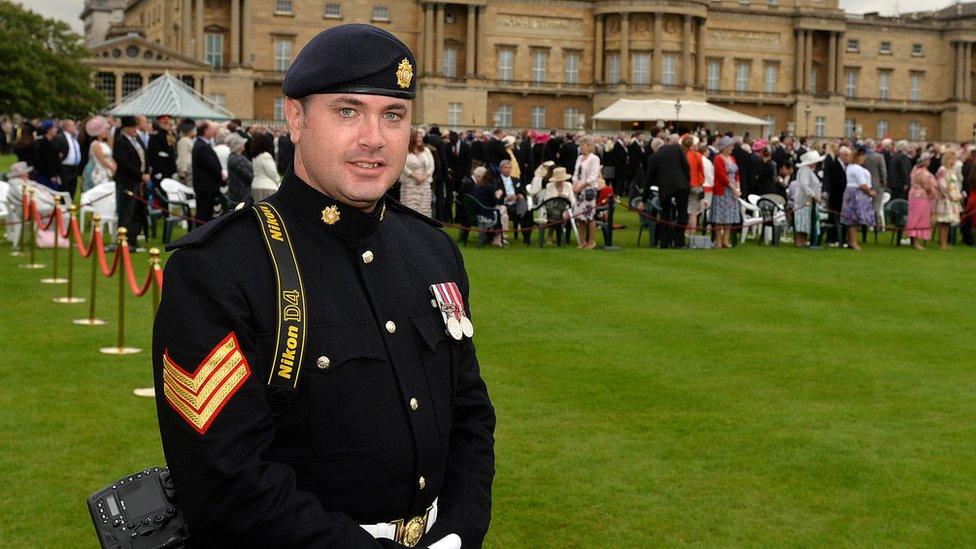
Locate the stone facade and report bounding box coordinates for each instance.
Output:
[81,0,976,141]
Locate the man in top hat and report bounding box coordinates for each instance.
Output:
[147,115,178,184]
[113,115,149,249]
[55,119,82,198]
[153,23,495,548]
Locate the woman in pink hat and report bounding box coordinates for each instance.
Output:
[85,116,116,188]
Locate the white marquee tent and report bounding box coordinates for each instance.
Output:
[107,72,234,120]
[593,99,769,127]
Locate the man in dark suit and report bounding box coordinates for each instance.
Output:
[823,145,848,246]
[113,116,149,249]
[191,121,223,223]
[514,130,535,187]
[55,119,82,198]
[559,134,578,175]
[424,126,450,221]
[643,136,690,249]
[276,130,295,175]
[446,131,470,221]
[732,139,753,197]
[627,132,646,197]
[481,129,508,168]
[607,132,629,196]
[147,115,178,184]
[467,130,484,167]
[888,140,913,199]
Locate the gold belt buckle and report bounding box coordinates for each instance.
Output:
[396,514,427,547]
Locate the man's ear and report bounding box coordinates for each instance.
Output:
[284,97,305,144]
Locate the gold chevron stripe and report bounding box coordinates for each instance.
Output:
[163,364,250,433]
[162,335,239,392]
[162,355,243,410]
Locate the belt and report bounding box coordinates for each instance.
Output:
[360,498,438,548]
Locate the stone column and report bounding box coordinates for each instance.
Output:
[475,6,486,76]
[835,32,844,94]
[827,32,836,94]
[696,17,707,88]
[466,5,476,77]
[194,0,204,61]
[242,0,252,67]
[682,15,692,87]
[114,71,122,104]
[230,0,240,66]
[954,42,962,99]
[620,13,630,84]
[594,15,604,84]
[182,0,192,56]
[966,42,973,101]
[423,3,434,75]
[435,3,445,76]
[804,30,814,93]
[652,13,663,85]
[794,29,804,92]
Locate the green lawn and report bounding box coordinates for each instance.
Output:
[1,158,974,546]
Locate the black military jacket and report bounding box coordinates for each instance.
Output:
[152,171,495,547]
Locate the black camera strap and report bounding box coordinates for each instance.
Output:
[253,202,307,413]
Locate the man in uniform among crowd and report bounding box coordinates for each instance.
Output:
[153,23,496,548]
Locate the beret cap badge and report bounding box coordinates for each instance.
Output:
[396,58,414,89]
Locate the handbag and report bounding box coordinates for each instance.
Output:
[582,187,597,202]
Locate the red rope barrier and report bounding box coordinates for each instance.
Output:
[121,243,157,297]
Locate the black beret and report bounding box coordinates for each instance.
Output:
[283,24,416,100]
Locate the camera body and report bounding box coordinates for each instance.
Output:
[87,466,189,548]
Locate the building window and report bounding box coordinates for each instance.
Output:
[274,97,285,120]
[845,69,858,98]
[564,51,580,84]
[763,115,776,135]
[443,46,457,78]
[122,73,142,99]
[497,48,514,82]
[908,121,923,141]
[814,116,826,138]
[662,54,677,86]
[275,0,292,14]
[95,72,116,103]
[531,106,546,128]
[208,94,226,108]
[531,50,548,83]
[735,61,750,92]
[808,67,818,93]
[707,59,721,91]
[876,120,889,140]
[632,52,650,85]
[909,72,922,102]
[847,38,859,52]
[564,107,582,130]
[372,6,389,22]
[912,43,923,57]
[181,75,195,89]
[205,33,223,69]
[879,41,892,55]
[494,105,513,127]
[606,52,620,84]
[324,3,341,18]
[275,38,293,72]
[878,70,891,101]
[763,63,778,93]
[448,102,462,126]
[844,118,855,138]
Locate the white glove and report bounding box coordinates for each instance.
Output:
[427,533,462,549]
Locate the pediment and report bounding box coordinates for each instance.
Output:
[87,35,209,70]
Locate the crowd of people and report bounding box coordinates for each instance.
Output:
[3,112,975,251]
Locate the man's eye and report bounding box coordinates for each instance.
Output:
[383,112,403,122]
[338,108,355,117]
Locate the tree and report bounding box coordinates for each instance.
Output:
[0,0,106,118]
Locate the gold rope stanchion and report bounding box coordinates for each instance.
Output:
[74,214,106,326]
[100,228,141,355]
[41,196,68,284]
[10,190,26,257]
[134,247,163,398]
[54,204,85,303]
[20,186,45,269]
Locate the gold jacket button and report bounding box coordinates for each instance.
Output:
[362,250,374,264]
[409,397,419,411]
[418,476,426,490]
[316,356,331,370]
[385,321,396,334]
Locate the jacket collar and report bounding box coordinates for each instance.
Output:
[274,169,385,241]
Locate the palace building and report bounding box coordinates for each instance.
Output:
[81,0,976,141]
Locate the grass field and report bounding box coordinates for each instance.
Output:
[1,155,975,546]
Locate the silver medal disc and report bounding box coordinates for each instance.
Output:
[446,316,463,340]
[459,316,474,338]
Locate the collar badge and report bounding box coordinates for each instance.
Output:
[321,205,341,225]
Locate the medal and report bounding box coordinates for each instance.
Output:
[459,316,474,338]
[446,316,463,340]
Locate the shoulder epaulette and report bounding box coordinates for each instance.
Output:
[385,198,443,228]
[164,198,254,251]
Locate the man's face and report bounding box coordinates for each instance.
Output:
[136,116,150,133]
[158,118,171,131]
[500,163,512,177]
[62,120,76,135]
[287,93,411,209]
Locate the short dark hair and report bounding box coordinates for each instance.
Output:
[249,132,275,157]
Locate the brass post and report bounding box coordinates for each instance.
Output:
[150,247,161,315]
[100,228,140,354]
[75,214,106,325]
[20,186,44,269]
[41,196,68,284]
[54,204,85,303]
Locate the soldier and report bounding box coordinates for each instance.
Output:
[153,24,495,548]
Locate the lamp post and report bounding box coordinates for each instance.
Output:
[803,104,812,137]
[674,99,682,128]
